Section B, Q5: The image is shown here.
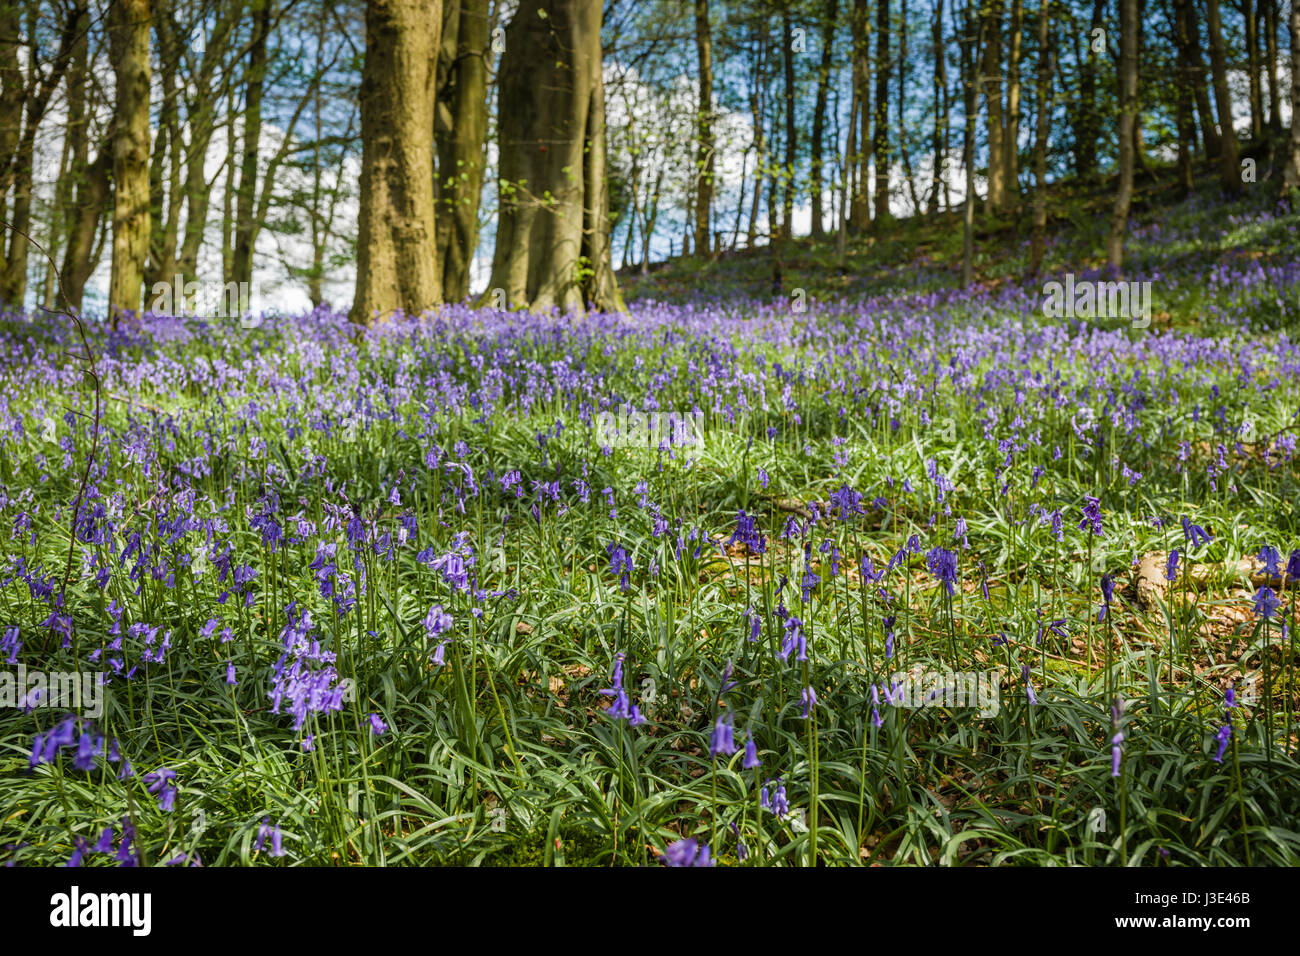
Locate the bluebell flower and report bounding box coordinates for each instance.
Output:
[1253,587,1281,619]
[1079,496,1103,536]
[144,768,178,812]
[710,712,738,757]
[800,686,818,718]
[1181,516,1212,549]
[661,837,713,867]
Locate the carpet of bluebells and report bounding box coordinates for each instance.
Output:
[3,199,1300,867]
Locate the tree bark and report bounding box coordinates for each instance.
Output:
[1029,0,1052,275]
[874,0,891,223]
[962,0,980,286]
[1205,0,1241,193]
[108,0,153,321]
[781,3,795,240]
[929,0,948,213]
[1263,0,1280,133]
[1184,0,1220,159]
[1075,0,1103,177]
[176,3,239,288]
[1283,0,1300,194]
[746,32,766,246]
[849,0,871,231]
[0,3,20,192]
[693,0,714,253]
[144,3,182,296]
[435,0,490,302]
[810,0,838,238]
[1172,0,1197,194]
[1004,0,1022,210]
[899,0,921,212]
[231,0,272,289]
[980,0,1005,213]
[1244,0,1262,141]
[350,0,442,323]
[1106,0,1137,270]
[1,4,77,307]
[487,0,622,312]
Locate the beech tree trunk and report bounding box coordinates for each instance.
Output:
[746,32,766,246]
[351,0,443,323]
[961,0,980,286]
[1075,0,1103,176]
[1205,0,1241,193]
[1184,0,1220,159]
[435,0,489,302]
[1107,0,1137,270]
[1029,0,1053,274]
[1263,0,1280,133]
[1244,0,1262,141]
[144,2,181,295]
[693,0,714,253]
[929,0,948,213]
[874,0,891,223]
[231,0,272,289]
[849,0,871,231]
[810,0,838,238]
[487,0,622,313]
[1004,0,1022,210]
[781,4,795,240]
[108,0,152,321]
[1172,0,1197,194]
[1283,0,1300,194]
[981,0,1005,213]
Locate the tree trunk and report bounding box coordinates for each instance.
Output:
[962,0,980,286]
[232,0,272,289]
[849,0,871,231]
[350,0,442,322]
[1244,0,1262,141]
[487,0,622,312]
[1263,0,1280,133]
[1205,0,1242,193]
[981,0,1005,213]
[108,0,152,322]
[1075,0,1103,177]
[1029,0,1052,275]
[874,0,891,223]
[176,5,238,288]
[1004,0,1022,210]
[747,33,766,246]
[1282,0,1300,194]
[1184,0,1220,159]
[781,3,795,240]
[693,0,714,253]
[144,3,182,296]
[435,0,489,302]
[1106,0,1137,270]
[810,0,838,238]
[0,4,19,189]
[1172,0,1197,194]
[1,4,77,307]
[929,0,948,214]
[899,0,921,212]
